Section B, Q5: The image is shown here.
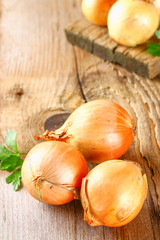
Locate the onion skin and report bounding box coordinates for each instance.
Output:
[82,0,117,26]
[80,160,148,227]
[21,141,88,205]
[36,100,135,164]
[108,0,159,47]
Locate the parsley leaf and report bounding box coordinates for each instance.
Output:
[147,30,160,57]
[147,43,160,57]
[6,170,22,191]
[0,130,26,191]
[155,30,160,40]
[5,130,18,153]
[0,145,17,161]
[1,155,23,172]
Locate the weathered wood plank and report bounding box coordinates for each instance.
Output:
[94,33,117,61]
[65,18,160,79]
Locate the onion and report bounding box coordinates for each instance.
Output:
[21,141,88,205]
[36,100,135,163]
[80,160,148,227]
[108,0,160,46]
[81,0,117,26]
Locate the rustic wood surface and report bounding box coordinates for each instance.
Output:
[65,18,160,79]
[0,0,160,240]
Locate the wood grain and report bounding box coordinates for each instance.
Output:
[65,18,160,79]
[0,0,160,240]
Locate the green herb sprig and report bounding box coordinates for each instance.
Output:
[147,30,160,56]
[0,130,26,191]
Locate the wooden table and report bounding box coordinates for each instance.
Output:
[0,0,160,239]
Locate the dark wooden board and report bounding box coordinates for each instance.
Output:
[65,18,160,79]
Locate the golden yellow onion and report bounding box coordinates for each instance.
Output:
[108,0,159,46]
[21,141,88,205]
[35,100,135,164]
[80,160,148,227]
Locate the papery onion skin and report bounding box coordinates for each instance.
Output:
[108,0,159,47]
[21,141,88,205]
[82,0,117,26]
[37,100,135,164]
[80,160,148,227]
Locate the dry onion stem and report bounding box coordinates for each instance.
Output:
[35,100,135,164]
[80,160,148,227]
[21,141,88,205]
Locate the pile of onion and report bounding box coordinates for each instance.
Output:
[108,0,159,46]
[81,0,160,47]
[21,99,148,227]
[36,100,135,164]
[21,141,88,205]
[80,160,148,227]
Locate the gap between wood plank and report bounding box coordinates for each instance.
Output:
[73,47,87,103]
